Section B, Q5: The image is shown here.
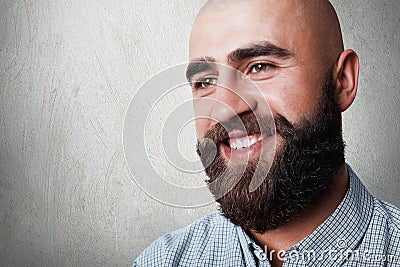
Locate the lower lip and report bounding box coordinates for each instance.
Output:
[221,135,275,163]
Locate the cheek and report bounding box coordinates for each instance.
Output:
[194,118,212,139]
[193,98,210,139]
[256,67,323,118]
[256,79,323,122]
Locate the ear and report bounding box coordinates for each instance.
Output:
[333,49,360,112]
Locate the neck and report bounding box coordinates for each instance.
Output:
[249,163,349,267]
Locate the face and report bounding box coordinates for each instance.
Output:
[189,0,345,232]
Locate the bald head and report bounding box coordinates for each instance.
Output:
[191,0,344,72]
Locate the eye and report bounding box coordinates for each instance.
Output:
[192,77,218,90]
[250,63,271,74]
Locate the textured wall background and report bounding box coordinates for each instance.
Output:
[0,0,399,266]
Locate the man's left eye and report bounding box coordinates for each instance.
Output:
[250,63,271,74]
[192,77,218,90]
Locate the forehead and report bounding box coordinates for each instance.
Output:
[189,0,306,61]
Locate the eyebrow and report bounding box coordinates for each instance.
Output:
[227,42,293,63]
[186,42,293,82]
[186,56,217,83]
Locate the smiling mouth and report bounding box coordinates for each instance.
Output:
[225,133,264,150]
[219,130,275,162]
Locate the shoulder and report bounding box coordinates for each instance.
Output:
[133,211,240,267]
[372,197,400,234]
[365,197,400,261]
[348,165,400,235]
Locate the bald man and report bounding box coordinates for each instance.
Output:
[134,1,400,266]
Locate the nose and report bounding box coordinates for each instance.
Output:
[210,87,258,124]
[209,71,258,124]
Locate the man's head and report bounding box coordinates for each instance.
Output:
[189,0,359,233]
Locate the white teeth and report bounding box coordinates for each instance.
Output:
[228,134,263,150]
[237,139,243,149]
[243,138,249,148]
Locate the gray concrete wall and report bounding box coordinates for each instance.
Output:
[0,0,399,266]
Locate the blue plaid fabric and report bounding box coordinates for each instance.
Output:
[134,166,400,266]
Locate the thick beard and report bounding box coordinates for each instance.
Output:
[196,74,345,233]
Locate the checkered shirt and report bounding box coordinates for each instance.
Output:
[134,165,400,266]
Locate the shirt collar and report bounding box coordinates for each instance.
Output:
[237,224,265,265]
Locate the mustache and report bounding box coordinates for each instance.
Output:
[199,111,294,147]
